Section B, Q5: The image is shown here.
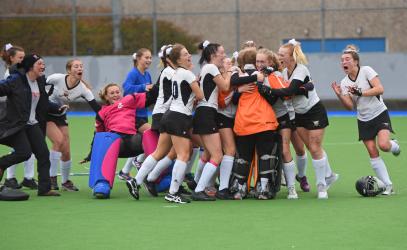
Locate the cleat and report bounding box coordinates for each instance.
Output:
[326,173,339,190]
[131,159,142,170]
[233,183,247,200]
[126,178,140,200]
[164,192,191,204]
[143,180,158,197]
[178,185,192,196]
[38,190,61,196]
[118,170,132,181]
[4,178,22,189]
[20,178,38,190]
[391,139,400,156]
[295,175,310,192]
[191,191,216,201]
[61,180,79,191]
[93,180,110,199]
[382,184,395,195]
[184,173,197,190]
[204,186,217,197]
[50,176,59,190]
[258,191,270,200]
[215,188,232,200]
[317,183,328,199]
[287,186,298,199]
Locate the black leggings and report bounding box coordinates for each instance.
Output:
[0,124,51,194]
[235,130,278,162]
[118,133,144,158]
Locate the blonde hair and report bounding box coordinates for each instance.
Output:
[133,48,151,67]
[66,58,92,89]
[257,48,282,72]
[281,41,308,65]
[99,83,121,104]
[343,44,360,66]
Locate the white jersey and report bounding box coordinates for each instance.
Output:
[46,73,95,106]
[282,64,320,114]
[169,67,197,116]
[197,63,221,109]
[152,66,175,115]
[217,91,237,118]
[340,66,387,121]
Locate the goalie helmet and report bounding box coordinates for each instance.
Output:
[355,176,386,197]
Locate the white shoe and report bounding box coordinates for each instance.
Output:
[382,184,395,195]
[391,139,401,156]
[326,173,339,190]
[317,184,328,199]
[287,186,298,199]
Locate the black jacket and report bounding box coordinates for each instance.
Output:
[0,66,59,140]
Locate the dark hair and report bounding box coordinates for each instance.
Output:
[132,48,151,67]
[168,44,186,67]
[1,45,24,67]
[198,41,221,66]
[238,48,257,71]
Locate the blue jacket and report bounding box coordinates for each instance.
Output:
[122,67,152,119]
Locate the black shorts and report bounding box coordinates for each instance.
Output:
[295,101,329,130]
[47,114,68,126]
[136,117,148,130]
[277,113,295,130]
[216,113,234,129]
[160,111,192,138]
[151,113,164,132]
[358,110,394,141]
[193,106,218,134]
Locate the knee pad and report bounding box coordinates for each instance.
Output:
[89,132,121,189]
[232,158,250,184]
[259,140,283,194]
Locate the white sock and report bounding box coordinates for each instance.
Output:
[370,157,392,186]
[283,160,296,187]
[24,154,35,179]
[6,165,17,179]
[195,162,217,192]
[60,160,72,184]
[136,153,146,163]
[390,140,400,154]
[147,156,173,182]
[186,148,199,174]
[194,158,206,183]
[169,160,187,194]
[296,153,307,178]
[209,167,219,187]
[312,157,327,186]
[219,155,234,190]
[135,155,157,185]
[260,177,268,191]
[323,151,333,178]
[49,150,61,177]
[122,157,135,174]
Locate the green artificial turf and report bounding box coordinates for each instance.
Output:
[1,116,406,250]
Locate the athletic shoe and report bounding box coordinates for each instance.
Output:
[118,170,132,181]
[287,186,298,199]
[50,176,59,190]
[93,180,110,199]
[4,178,22,189]
[317,183,328,199]
[164,192,191,204]
[184,173,197,190]
[258,191,270,200]
[326,173,339,190]
[178,185,192,196]
[131,159,142,170]
[20,178,38,190]
[295,175,310,192]
[143,181,158,197]
[204,186,217,197]
[61,180,79,191]
[391,139,401,156]
[233,183,247,200]
[216,188,232,200]
[38,190,61,196]
[382,184,395,195]
[126,178,140,200]
[191,191,216,201]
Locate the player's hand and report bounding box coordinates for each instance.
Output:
[347,85,363,96]
[59,104,69,114]
[145,84,153,91]
[238,83,255,93]
[331,81,342,95]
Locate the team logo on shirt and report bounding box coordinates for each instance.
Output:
[118,103,123,109]
[383,122,389,128]
[313,120,320,127]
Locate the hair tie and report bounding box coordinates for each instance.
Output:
[288,39,299,46]
[165,46,173,56]
[132,53,137,60]
[158,45,167,58]
[5,43,13,51]
[343,48,359,54]
[202,40,210,49]
[232,51,239,60]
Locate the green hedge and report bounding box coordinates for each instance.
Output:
[0,17,200,55]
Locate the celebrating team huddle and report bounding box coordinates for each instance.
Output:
[0,39,401,202]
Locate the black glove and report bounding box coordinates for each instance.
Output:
[349,86,363,96]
